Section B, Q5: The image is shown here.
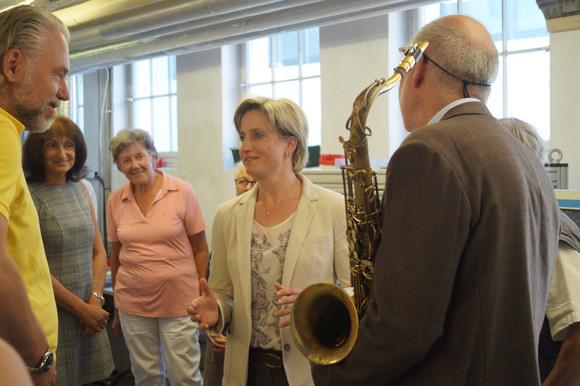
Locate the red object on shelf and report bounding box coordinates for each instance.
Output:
[319,154,344,166]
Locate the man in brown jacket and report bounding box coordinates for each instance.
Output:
[312,15,560,385]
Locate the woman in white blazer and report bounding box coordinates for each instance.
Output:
[189,97,350,386]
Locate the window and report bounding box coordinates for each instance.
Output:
[243,27,321,145]
[420,0,550,140]
[68,74,84,132]
[130,56,178,153]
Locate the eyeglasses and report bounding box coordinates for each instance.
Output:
[235,178,257,188]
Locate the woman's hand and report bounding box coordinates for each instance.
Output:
[78,296,109,333]
[212,334,227,353]
[79,320,95,336]
[112,309,123,338]
[187,278,219,330]
[274,282,302,328]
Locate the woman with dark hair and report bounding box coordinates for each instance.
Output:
[22,116,88,183]
[23,116,114,386]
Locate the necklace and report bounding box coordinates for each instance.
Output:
[263,179,297,216]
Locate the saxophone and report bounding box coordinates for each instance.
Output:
[290,41,429,365]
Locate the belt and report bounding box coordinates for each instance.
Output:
[250,347,284,369]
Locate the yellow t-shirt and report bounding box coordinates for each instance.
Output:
[0,108,58,354]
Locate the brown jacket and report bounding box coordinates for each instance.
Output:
[313,102,560,385]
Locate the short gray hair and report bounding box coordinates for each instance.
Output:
[0,5,69,88]
[233,96,309,172]
[499,118,545,162]
[109,129,158,168]
[412,17,498,102]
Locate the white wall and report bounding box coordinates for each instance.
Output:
[549,28,580,189]
[109,65,131,196]
[320,15,391,159]
[175,48,236,243]
[387,9,416,156]
[81,70,110,238]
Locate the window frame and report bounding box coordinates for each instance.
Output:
[128,55,179,155]
[68,74,85,133]
[241,27,321,146]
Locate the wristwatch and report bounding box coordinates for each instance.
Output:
[27,347,53,375]
[91,291,105,305]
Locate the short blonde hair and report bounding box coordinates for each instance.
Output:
[233,96,309,172]
[109,129,158,168]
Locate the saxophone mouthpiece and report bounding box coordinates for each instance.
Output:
[395,40,429,76]
[400,41,429,60]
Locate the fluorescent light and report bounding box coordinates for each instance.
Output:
[1,0,35,13]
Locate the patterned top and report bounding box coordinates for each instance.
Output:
[250,214,295,350]
[29,180,113,385]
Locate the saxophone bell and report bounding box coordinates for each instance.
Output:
[290,283,358,365]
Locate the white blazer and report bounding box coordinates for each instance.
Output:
[208,174,350,386]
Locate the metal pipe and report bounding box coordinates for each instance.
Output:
[67,0,290,46]
[69,0,435,74]
[55,0,167,28]
[70,0,316,51]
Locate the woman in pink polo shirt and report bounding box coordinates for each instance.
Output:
[107,129,209,385]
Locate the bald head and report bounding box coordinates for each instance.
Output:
[443,15,496,53]
[412,15,498,102]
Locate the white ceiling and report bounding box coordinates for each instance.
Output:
[2,0,437,74]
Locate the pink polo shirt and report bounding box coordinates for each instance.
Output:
[107,171,205,317]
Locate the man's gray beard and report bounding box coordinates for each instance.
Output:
[13,92,55,133]
[12,70,55,133]
[15,106,54,133]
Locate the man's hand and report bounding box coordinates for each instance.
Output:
[543,322,580,386]
[30,365,56,386]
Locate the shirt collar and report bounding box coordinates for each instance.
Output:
[428,98,480,125]
[120,170,176,201]
[0,107,25,135]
